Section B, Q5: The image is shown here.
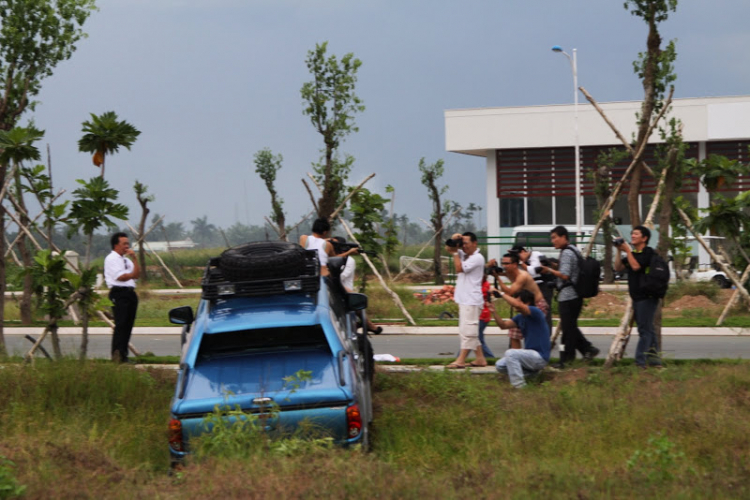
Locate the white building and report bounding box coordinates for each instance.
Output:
[445,95,750,263]
[132,238,196,252]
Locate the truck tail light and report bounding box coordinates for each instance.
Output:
[168,418,184,452]
[346,404,362,438]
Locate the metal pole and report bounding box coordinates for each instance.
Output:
[571,49,583,238]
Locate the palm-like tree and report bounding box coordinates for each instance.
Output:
[78,111,141,179]
[0,125,44,326]
[190,216,217,247]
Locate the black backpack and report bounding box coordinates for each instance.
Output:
[561,246,600,299]
[640,252,670,299]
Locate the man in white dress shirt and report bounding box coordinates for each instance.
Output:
[104,232,140,363]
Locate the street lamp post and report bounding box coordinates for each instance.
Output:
[552,45,581,237]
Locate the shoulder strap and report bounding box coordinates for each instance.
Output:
[558,245,583,289]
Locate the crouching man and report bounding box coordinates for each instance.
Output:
[488,289,551,388]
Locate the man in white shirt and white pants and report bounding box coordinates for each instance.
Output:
[104,232,140,363]
[446,232,487,368]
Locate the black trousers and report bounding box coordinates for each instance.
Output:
[109,287,138,361]
[558,297,592,362]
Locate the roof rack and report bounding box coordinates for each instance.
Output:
[201,251,320,300]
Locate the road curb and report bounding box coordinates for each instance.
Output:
[4,326,749,336]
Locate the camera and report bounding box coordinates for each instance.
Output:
[613,237,625,247]
[331,240,376,257]
[486,265,504,275]
[445,237,463,248]
[534,257,551,274]
[485,290,501,302]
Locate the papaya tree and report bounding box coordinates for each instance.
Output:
[78,111,141,179]
[67,177,129,358]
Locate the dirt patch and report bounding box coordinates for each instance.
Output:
[581,288,739,319]
[394,272,434,284]
[584,292,627,317]
[664,294,722,317]
[546,367,591,385]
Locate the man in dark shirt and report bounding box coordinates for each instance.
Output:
[488,289,550,388]
[614,225,663,369]
[539,225,598,367]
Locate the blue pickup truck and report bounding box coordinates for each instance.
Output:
[167,242,374,462]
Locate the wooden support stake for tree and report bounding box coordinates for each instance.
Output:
[378,254,393,282]
[304,173,415,325]
[134,214,166,246]
[26,290,81,360]
[7,194,138,357]
[574,86,675,366]
[24,326,51,364]
[580,86,674,168]
[717,263,750,325]
[338,217,417,326]
[4,236,21,266]
[126,222,183,288]
[287,210,315,236]
[264,216,282,238]
[677,207,750,304]
[0,164,18,202]
[4,204,43,251]
[392,209,461,282]
[302,179,319,215]
[5,190,64,257]
[603,298,635,369]
[329,173,376,221]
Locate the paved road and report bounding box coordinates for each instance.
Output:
[6,333,750,361]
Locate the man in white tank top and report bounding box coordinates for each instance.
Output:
[299,217,334,276]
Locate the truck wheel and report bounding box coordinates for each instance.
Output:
[219,242,306,281]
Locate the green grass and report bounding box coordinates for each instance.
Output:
[0,360,748,498]
[4,276,750,329]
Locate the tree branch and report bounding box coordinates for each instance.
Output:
[301,179,319,214]
[329,173,376,220]
[264,216,282,237]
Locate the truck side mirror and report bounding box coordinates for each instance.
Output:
[346,293,368,311]
[169,306,194,325]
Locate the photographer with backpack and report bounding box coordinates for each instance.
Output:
[539,225,600,368]
[614,225,666,370]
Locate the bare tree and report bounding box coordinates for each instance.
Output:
[134,181,154,281]
[418,158,449,285]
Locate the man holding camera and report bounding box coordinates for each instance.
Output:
[488,289,550,388]
[330,236,382,335]
[539,225,599,367]
[445,232,487,368]
[489,253,550,348]
[511,245,554,333]
[614,225,663,369]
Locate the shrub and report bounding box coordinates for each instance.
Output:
[0,456,25,499]
[666,280,720,303]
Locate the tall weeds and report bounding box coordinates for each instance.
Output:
[0,361,748,498]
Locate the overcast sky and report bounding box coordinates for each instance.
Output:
[29,0,750,233]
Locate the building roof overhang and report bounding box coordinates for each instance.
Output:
[445,95,750,157]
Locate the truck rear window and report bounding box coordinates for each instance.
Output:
[198,325,330,359]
